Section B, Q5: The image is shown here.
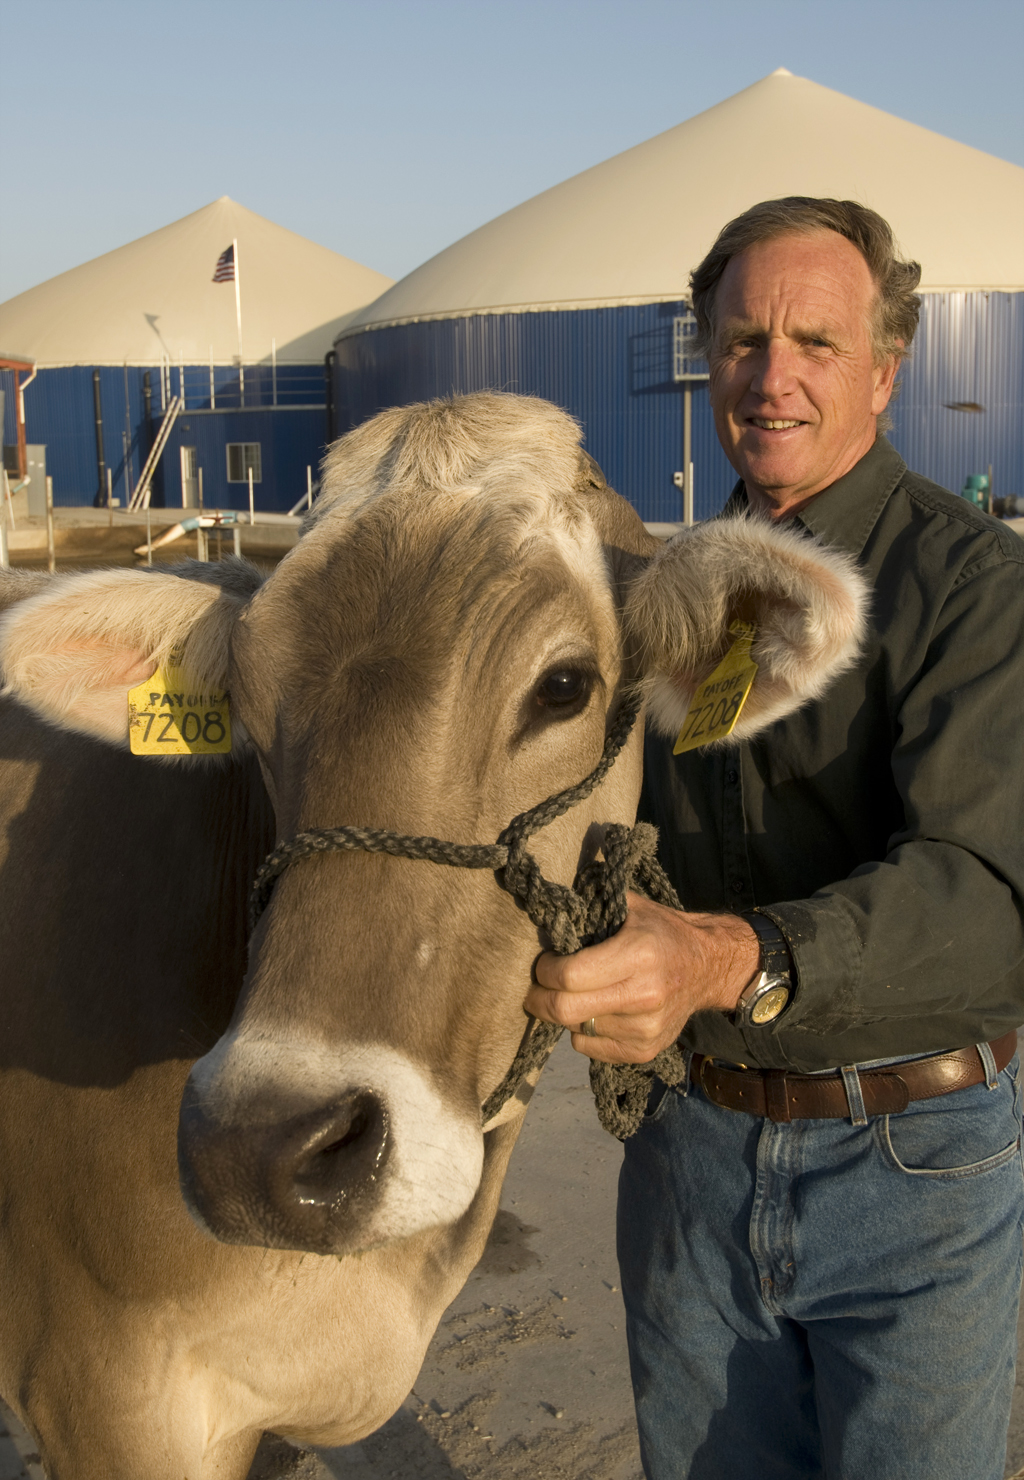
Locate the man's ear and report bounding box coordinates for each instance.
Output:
[0,565,258,748]
[872,348,902,415]
[625,517,868,742]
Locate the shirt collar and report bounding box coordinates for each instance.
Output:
[723,437,907,559]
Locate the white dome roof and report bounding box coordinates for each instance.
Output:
[345,69,1024,333]
[0,197,394,366]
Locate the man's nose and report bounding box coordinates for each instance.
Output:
[749,340,798,401]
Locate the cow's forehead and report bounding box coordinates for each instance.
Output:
[230,478,620,765]
[264,472,612,639]
[301,464,597,575]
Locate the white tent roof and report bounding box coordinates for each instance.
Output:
[0,197,394,366]
[345,69,1024,335]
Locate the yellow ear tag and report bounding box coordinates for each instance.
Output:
[673,621,758,755]
[128,660,231,756]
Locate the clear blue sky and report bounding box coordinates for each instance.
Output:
[1,0,1022,303]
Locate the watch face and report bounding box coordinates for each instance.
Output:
[750,985,790,1025]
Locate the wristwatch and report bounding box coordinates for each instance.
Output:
[733,911,793,1026]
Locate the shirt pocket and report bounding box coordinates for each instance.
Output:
[876,1070,1021,1180]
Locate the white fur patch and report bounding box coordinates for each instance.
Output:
[626,516,869,742]
[190,1033,485,1243]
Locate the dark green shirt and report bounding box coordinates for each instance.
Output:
[640,436,1024,1071]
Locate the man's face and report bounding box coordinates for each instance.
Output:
[707,230,899,514]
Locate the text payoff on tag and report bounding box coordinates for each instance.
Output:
[673,621,758,755]
[128,662,232,755]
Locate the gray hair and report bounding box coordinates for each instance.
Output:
[689,197,922,367]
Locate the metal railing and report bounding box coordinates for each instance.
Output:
[156,359,326,413]
[673,313,709,383]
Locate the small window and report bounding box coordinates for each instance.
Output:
[226,442,262,483]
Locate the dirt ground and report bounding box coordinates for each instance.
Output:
[3,1035,1024,1479]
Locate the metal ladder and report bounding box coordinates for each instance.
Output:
[129,396,182,511]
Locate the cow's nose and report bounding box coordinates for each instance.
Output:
[178,1087,392,1255]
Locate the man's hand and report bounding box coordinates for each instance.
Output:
[524,893,761,1063]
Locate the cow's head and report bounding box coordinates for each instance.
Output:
[0,394,866,1257]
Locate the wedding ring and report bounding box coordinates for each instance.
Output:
[581,1018,598,1037]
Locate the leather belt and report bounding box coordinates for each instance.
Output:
[690,1031,1018,1123]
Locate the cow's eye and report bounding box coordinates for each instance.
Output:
[536,669,590,708]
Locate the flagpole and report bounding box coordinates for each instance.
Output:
[233,237,244,407]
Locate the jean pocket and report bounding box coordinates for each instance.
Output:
[642,1076,672,1124]
[878,1072,1021,1180]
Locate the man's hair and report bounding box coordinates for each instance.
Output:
[689,197,922,366]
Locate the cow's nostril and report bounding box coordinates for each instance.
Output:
[320,1107,370,1156]
[291,1091,389,1202]
[179,1084,392,1253]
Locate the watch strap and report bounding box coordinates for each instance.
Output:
[740,910,793,983]
[733,910,793,1026]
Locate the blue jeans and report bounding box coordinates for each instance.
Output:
[617,1052,1024,1480]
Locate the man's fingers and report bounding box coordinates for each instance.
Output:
[524,981,627,1028]
[529,980,673,1060]
[534,925,652,994]
[533,947,604,994]
[568,1029,665,1065]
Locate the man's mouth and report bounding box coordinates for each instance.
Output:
[748,417,804,430]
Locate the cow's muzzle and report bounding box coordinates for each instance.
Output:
[178,1085,391,1254]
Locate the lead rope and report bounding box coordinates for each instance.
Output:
[250,690,688,1140]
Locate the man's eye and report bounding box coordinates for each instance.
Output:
[536,670,590,708]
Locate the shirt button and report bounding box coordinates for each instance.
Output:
[726,769,738,784]
[730,879,744,893]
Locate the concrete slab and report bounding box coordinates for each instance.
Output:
[2,506,299,569]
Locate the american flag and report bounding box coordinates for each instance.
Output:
[212,244,235,283]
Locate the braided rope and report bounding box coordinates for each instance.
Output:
[252,829,508,926]
[250,688,687,1139]
[249,691,643,933]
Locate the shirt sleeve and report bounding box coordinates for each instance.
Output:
[762,551,1024,1045]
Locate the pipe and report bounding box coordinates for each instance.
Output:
[45,475,55,573]
[133,510,240,557]
[123,362,134,504]
[92,371,107,507]
[15,364,36,481]
[324,349,336,445]
[142,370,157,508]
[0,469,10,568]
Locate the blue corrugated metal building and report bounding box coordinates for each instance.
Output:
[0,197,392,510]
[1,360,333,511]
[335,70,1024,521]
[335,293,1024,523]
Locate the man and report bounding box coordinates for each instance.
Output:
[526,198,1024,1479]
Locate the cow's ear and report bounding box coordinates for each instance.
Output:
[0,565,256,748]
[625,517,868,741]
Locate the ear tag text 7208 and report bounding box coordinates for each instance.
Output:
[673,621,758,755]
[128,660,231,756]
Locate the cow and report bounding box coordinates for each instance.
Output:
[0,393,865,1479]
